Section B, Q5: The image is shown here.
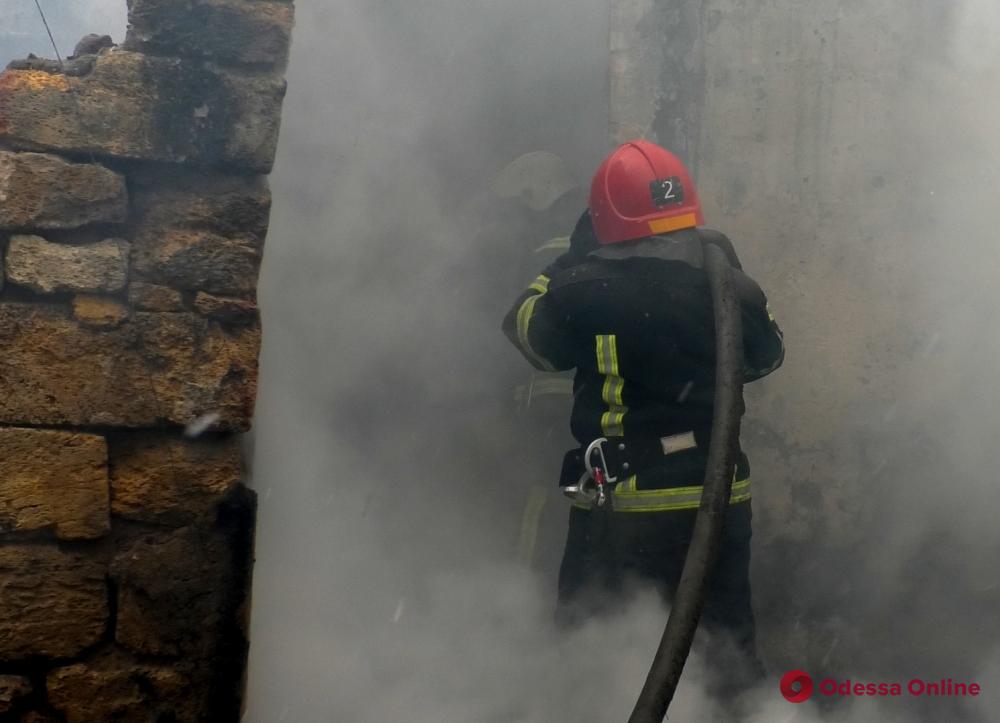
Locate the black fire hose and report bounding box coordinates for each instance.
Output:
[628,243,744,723]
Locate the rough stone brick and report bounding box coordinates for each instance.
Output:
[110,432,242,524]
[103,489,255,720]
[71,295,131,329]
[130,170,272,244]
[113,528,227,657]
[0,304,260,431]
[111,497,255,681]
[0,545,107,659]
[0,427,109,540]
[5,235,129,294]
[0,675,32,714]
[127,282,185,311]
[128,172,271,296]
[74,34,114,58]
[48,658,198,723]
[0,54,286,173]
[0,152,127,230]
[132,229,261,295]
[193,291,259,323]
[126,0,294,67]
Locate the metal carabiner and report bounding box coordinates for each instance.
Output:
[584,437,617,484]
[586,437,618,507]
[563,438,620,508]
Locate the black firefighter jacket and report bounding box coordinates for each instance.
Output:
[502,222,784,497]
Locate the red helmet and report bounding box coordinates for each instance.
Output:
[588,140,704,245]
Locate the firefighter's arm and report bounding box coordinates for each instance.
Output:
[501,255,579,372]
[733,270,785,381]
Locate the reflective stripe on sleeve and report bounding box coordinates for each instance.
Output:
[535,236,571,253]
[515,275,556,372]
[513,376,575,404]
[529,275,551,294]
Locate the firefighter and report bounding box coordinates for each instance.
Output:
[501,140,784,699]
[478,152,588,574]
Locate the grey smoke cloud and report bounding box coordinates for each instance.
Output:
[246,1,631,720]
[244,1,1000,716]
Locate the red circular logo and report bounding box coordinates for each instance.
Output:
[780,670,814,703]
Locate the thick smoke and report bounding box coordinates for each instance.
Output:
[243,2,645,719]
[709,3,1000,720]
[245,1,1000,719]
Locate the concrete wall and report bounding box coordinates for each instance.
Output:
[611,0,1000,685]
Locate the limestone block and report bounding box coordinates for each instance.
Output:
[112,523,251,660]
[0,546,107,659]
[0,675,32,714]
[194,291,259,323]
[0,304,260,430]
[0,427,109,540]
[110,432,242,524]
[0,53,286,173]
[129,172,270,296]
[126,0,295,67]
[48,660,197,723]
[132,229,260,295]
[130,170,272,244]
[5,235,129,294]
[127,282,185,311]
[71,295,131,329]
[73,34,114,58]
[0,152,127,230]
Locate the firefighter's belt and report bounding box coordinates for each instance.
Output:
[592,475,752,513]
[558,434,751,513]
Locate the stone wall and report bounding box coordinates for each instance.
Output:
[0,2,293,720]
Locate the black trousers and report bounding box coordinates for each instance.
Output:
[555,500,765,698]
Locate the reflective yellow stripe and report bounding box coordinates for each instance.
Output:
[613,477,750,499]
[596,334,627,436]
[535,236,571,252]
[529,275,550,294]
[571,478,752,512]
[513,377,574,402]
[517,486,549,566]
[613,477,751,512]
[730,490,752,505]
[516,275,555,372]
